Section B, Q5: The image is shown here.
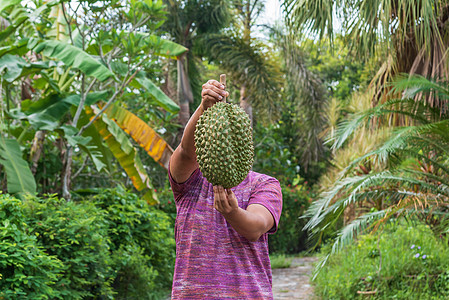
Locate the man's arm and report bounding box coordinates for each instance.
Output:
[214,186,275,242]
[169,80,229,183]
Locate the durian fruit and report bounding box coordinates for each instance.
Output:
[194,101,254,188]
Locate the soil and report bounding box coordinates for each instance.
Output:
[272,256,319,300]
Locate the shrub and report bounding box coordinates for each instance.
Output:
[0,194,63,299]
[314,221,449,299]
[23,194,114,299]
[111,245,159,299]
[269,183,313,254]
[0,189,176,299]
[89,187,176,295]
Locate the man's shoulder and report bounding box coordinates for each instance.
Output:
[248,170,279,183]
[243,171,280,190]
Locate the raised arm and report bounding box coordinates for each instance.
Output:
[169,80,229,183]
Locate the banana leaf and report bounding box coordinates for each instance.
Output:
[33,40,114,81]
[103,103,173,170]
[146,34,188,58]
[0,136,36,194]
[0,54,51,82]
[86,106,157,204]
[0,0,21,12]
[9,92,109,131]
[76,110,113,172]
[134,72,180,113]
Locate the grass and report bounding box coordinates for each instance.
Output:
[313,221,449,299]
[270,253,293,269]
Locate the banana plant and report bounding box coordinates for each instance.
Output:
[0,0,186,200]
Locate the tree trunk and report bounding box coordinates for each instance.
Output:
[30,130,46,175]
[239,85,253,127]
[176,54,194,144]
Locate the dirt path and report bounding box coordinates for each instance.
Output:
[272,256,318,300]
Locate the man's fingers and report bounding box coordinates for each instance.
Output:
[226,189,239,209]
[214,185,231,211]
[203,79,223,89]
[218,186,232,210]
[202,86,227,98]
[201,90,223,101]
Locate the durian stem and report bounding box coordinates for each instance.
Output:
[220,74,226,102]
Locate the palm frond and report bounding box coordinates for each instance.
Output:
[339,120,449,174]
[306,168,449,232]
[284,0,337,41]
[269,28,328,170]
[331,95,445,150]
[199,33,282,118]
[392,75,449,99]
[311,210,386,279]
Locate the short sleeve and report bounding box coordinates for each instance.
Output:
[168,165,201,201]
[248,176,282,234]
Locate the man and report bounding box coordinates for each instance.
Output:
[169,79,282,299]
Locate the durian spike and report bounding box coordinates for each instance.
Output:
[220,74,226,103]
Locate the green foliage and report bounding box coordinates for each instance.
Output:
[302,37,371,103]
[314,222,449,299]
[305,76,449,272]
[0,137,36,194]
[32,39,115,81]
[252,121,299,184]
[110,245,160,299]
[89,188,176,293]
[23,194,114,298]
[0,0,182,199]
[269,183,313,254]
[0,194,63,299]
[269,254,293,269]
[0,190,175,298]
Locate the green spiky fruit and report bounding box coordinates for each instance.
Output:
[194,102,254,188]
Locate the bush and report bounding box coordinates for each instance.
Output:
[0,189,175,299]
[269,183,313,254]
[111,245,159,299]
[89,187,176,296]
[0,194,63,299]
[314,221,449,299]
[23,194,114,299]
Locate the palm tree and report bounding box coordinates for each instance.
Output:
[274,29,328,173]
[284,0,449,111]
[201,33,282,124]
[161,0,232,127]
[197,0,283,126]
[305,76,449,272]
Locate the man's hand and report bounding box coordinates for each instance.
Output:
[201,80,229,111]
[169,79,228,184]
[213,185,275,242]
[213,186,239,216]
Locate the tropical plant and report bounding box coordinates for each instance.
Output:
[161,0,232,128]
[198,0,283,125]
[284,0,449,110]
[0,189,176,298]
[314,221,449,299]
[0,0,186,200]
[0,195,63,299]
[305,76,449,272]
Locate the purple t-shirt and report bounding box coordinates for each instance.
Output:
[169,168,282,299]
